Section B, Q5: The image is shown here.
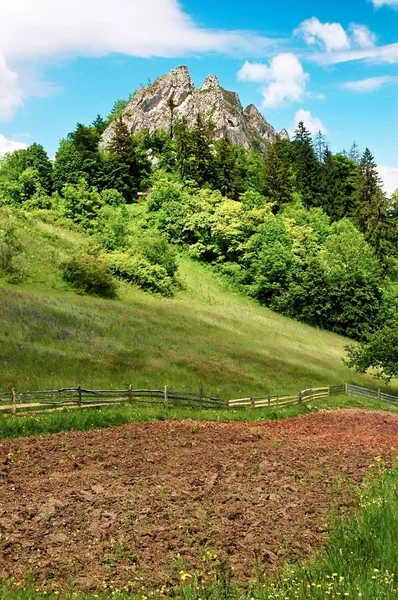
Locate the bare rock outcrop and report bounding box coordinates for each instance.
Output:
[101,66,288,151]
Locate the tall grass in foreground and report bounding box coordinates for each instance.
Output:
[1,395,398,439]
[1,460,397,600]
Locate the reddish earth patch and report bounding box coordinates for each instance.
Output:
[1,410,398,592]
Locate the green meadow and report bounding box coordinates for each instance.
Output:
[0,208,390,397]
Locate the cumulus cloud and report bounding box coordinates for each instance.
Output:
[342,75,398,92]
[238,54,309,108]
[350,24,377,48]
[0,54,23,121]
[377,166,398,197]
[296,17,390,64]
[237,61,270,83]
[0,134,28,157]
[292,109,328,135]
[294,17,350,52]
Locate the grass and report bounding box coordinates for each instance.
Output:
[1,208,398,600]
[1,459,397,599]
[1,207,396,397]
[0,394,398,440]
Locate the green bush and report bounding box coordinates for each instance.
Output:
[0,224,23,275]
[110,251,175,296]
[129,231,178,277]
[61,246,118,298]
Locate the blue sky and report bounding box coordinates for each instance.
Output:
[0,0,397,194]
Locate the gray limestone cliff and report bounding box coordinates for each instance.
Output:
[101,66,288,151]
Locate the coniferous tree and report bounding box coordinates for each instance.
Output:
[103,115,149,200]
[320,148,344,220]
[215,137,240,199]
[351,148,390,255]
[313,130,327,163]
[174,117,192,182]
[190,114,215,187]
[348,141,361,165]
[92,114,108,135]
[292,121,320,208]
[261,140,293,212]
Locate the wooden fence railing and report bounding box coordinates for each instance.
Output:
[0,383,396,415]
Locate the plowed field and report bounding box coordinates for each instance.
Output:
[1,410,398,592]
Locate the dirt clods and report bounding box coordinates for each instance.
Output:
[0,409,397,591]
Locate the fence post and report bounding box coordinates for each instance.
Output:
[328,385,330,397]
[128,384,133,403]
[11,388,17,415]
[312,389,315,401]
[378,388,381,400]
[298,390,302,404]
[268,395,271,407]
[199,386,203,409]
[251,396,255,409]
[164,385,168,406]
[345,383,348,395]
[277,394,279,408]
[77,386,82,407]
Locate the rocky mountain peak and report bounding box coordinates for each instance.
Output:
[100,66,288,151]
[199,74,220,92]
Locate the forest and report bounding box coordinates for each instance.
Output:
[0,106,397,381]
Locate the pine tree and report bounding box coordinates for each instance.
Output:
[261,140,293,212]
[104,115,143,200]
[313,130,327,163]
[190,114,215,187]
[351,148,390,255]
[292,121,320,208]
[174,117,192,181]
[320,148,344,220]
[348,141,361,165]
[92,114,108,135]
[215,137,240,199]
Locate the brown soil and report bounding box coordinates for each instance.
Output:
[1,409,398,592]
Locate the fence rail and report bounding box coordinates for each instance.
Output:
[0,383,396,415]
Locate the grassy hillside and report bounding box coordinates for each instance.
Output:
[0,207,392,396]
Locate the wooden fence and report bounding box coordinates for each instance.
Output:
[1,382,396,415]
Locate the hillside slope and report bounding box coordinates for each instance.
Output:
[0,209,390,396]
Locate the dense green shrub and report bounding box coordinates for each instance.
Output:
[0,224,23,275]
[110,252,175,296]
[61,246,117,298]
[129,231,178,278]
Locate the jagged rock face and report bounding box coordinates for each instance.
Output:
[100,66,288,151]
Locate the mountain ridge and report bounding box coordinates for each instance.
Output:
[101,65,288,151]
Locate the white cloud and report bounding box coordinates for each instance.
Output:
[378,166,398,197]
[0,0,273,62]
[342,75,398,92]
[372,0,398,7]
[295,17,350,52]
[0,0,276,122]
[0,134,28,157]
[350,24,377,48]
[292,109,328,135]
[310,42,398,65]
[237,61,270,83]
[238,54,309,109]
[0,54,23,121]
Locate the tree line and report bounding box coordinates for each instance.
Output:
[0,109,397,381]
